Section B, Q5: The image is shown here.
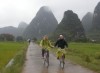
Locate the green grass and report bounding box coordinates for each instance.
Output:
[0,42,27,71]
[67,43,100,73]
[1,46,27,73]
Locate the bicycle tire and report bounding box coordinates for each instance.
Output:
[60,57,64,69]
[43,51,49,67]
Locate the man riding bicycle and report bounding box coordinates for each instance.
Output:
[55,35,68,60]
[40,35,53,59]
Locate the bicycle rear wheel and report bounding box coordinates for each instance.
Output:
[46,57,49,67]
[43,51,49,67]
[60,57,64,69]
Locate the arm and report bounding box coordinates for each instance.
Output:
[54,40,58,47]
[64,40,68,48]
[48,40,54,48]
[40,40,43,47]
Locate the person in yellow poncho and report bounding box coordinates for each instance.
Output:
[40,35,53,58]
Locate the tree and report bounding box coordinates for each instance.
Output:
[0,34,15,41]
[16,36,24,42]
[33,37,37,42]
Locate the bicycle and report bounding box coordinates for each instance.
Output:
[43,49,49,67]
[57,49,65,69]
[59,54,65,69]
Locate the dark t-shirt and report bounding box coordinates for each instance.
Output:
[55,39,68,49]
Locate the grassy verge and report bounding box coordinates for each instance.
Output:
[68,43,100,73]
[1,47,27,73]
[0,42,28,73]
[51,42,100,73]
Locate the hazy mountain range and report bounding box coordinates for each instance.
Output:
[82,12,93,34]
[23,6,58,39]
[52,10,86,41]
[82,2,100,41]
[0,22,27,37]
[0,2,100,41]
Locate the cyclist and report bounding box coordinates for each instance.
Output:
[40,35,53,58]
[27,39,31,44]
[55,35,68,60]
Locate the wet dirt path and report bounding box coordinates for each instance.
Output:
[22,42,96,73]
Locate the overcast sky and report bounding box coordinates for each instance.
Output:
[0,0,100,28]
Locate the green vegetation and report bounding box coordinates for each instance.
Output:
[52,43,100,73]
[0,42,27,73]
[67,43,100,73]
[0,34,14,41]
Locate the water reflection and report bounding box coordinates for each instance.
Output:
[42,67,48,73]
[57,68,65,73]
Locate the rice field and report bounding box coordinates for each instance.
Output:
[0,42,27,70]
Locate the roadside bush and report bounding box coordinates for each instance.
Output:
[16,36,24,42]
[74,38,90,43]
[95,52,100,59]
[0,34,15,41]
[84,55,91,64]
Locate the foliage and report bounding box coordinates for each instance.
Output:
[67,43,100,73]
[95,52,100,59]
[0,42,27,71]
[73,37,90,42]
[1,47,27,73]
[84,55,91,64]
[33,37,37,42]
[0,34,15,41]
[16,36,24,42]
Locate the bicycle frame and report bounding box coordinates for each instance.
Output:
[59,54,65,69]
[43,50,49,67]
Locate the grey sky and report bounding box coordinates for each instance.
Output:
[0,0,100,28]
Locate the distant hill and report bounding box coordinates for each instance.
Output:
[88,2,100,41]
[0,26,18,36]
[18,22,28,37]
[82,12,93,34]
[52,10,86,41]
[0,22,28,37]
[18,22,27,29]
[23,6,58,39]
